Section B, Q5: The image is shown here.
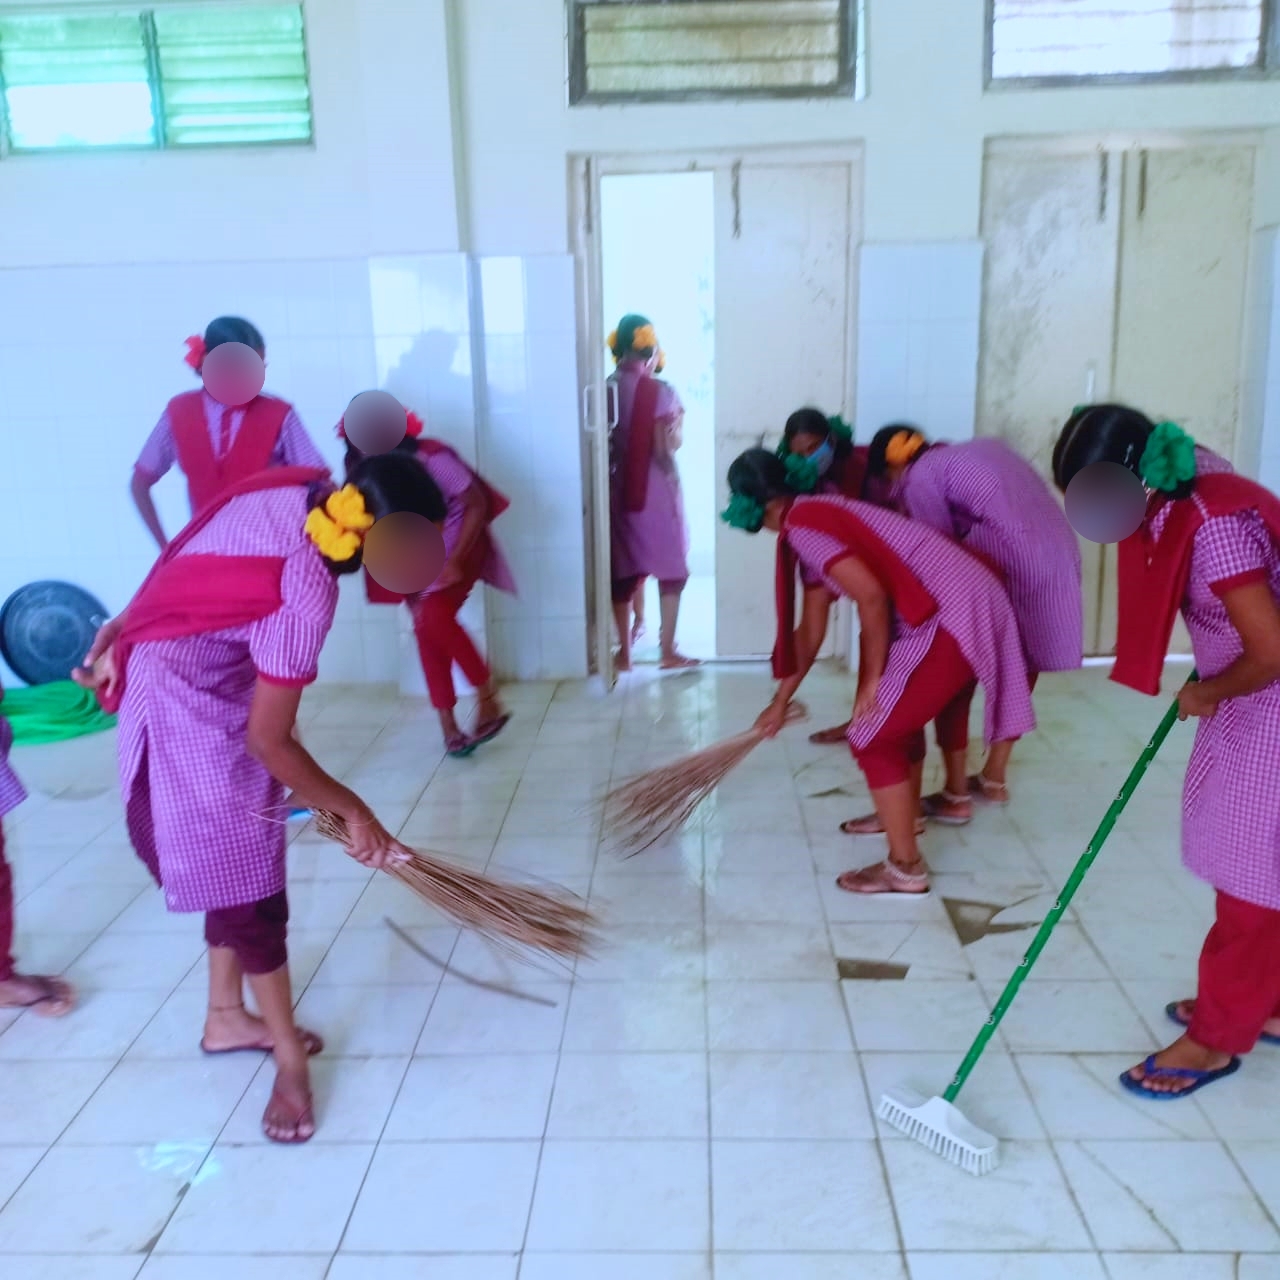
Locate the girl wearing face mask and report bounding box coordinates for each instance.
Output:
[779,409,883,746]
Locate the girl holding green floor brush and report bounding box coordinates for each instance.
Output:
[878,404,1280,1174]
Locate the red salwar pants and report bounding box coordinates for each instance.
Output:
[851,630,979,789]
[1189,890,1280,1056]
[411,576,491,711]
[204,890,289,976]
[0,825,14,983]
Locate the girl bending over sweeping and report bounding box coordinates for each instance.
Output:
[835,424,1083,834]
[1055,406,1280,1101]
[726,449,1034,895]
[341,408,514,759]
[776,409,876,749]
[76,453,441,1142]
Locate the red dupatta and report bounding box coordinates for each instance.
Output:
[96,466,329,713]
[1113,472,1280,696]
[623,372,662,513]
[773,497,939,678]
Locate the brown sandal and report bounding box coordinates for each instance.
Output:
[969,774,1010,806]
[0,973,76,1018]
[840,812,927,838]
[201,1026,325,1057]
[836,860,930,896]
[262,1076,316,1144]
[809,722,851,746]
[920,791,973,827]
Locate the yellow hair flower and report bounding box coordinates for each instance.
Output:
[326,484,375,534]
[632,324,658,352]
[606,329,618,352]
[305,485,374,562]
[885,431,926,468]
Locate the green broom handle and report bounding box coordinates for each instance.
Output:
[943,670,1198,1104]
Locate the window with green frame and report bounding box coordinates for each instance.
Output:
[0,3,313,154]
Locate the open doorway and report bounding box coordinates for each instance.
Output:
[599,171,717,662]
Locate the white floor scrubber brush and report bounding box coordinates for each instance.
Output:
[877,680,1192,1175]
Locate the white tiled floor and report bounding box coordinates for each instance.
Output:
[3,661,1279,1278]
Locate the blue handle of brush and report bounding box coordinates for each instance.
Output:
[942,672,1196,1105]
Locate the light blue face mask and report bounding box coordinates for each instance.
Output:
[810,438,836,477]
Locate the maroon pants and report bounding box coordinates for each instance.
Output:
[612,574,687,604]
[852,630,977,789]
[1189,890,1280,1055]
[0,825,14,982]
[411,578,491,711]
[204,890,289,976]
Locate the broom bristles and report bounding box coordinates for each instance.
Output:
[312,811,599,960]
[603,702,807,855]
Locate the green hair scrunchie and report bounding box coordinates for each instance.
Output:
[721,491,765,533]
[827,415,853,444]
[1139,421,1197,494]
[783,450,820,494]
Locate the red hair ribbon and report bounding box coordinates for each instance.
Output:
[184,334,206,372]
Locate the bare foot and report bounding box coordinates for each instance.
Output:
[262,1066,315,1143]
[1124,1035,1236,1097]
[614,649,633,673]
[0,973,75,1017]
[201,1005,324,1056]
[630,619,646,645]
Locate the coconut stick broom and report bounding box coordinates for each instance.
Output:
[602,701,808,855]
[312,810,599,961]
[877,675,1195,1176]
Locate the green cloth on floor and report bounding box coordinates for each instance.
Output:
[2,680,116,744]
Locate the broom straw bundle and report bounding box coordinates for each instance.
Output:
[312,810,599,961]
[603,701,808,855]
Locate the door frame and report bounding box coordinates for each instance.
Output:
[569,143,865,682]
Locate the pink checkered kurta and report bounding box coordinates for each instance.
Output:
[784,495,1036,749]
[118,487,338,913]
[0,716,27,820]
[136,391,327,498]
[420,450,516,595]
[896,441,1084,673]
[1158,453,1280,910]
[609,361,689,583]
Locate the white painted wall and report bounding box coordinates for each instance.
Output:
[4,0,1280,688]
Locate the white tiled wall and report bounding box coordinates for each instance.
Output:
[854,241,984,441]
[475,256,589,681]
[1246,229,1280,493]
[0,252,588,690]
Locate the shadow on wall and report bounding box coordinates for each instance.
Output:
[383,330,478,458]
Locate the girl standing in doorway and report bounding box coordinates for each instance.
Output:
[132,317,328,548]
[725,448,1034,895]
[608,315,699,672]
[838,425,1083,833]
[76,453,438,1142]
[1054,406,1280,1100]
[341,408,514,758]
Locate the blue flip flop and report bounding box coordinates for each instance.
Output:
[1119,1054,1241,1101]
[1166,1001,1280,1047]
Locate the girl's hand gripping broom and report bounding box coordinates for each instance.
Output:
[877,674,1196,1176]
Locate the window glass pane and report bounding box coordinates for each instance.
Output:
[152,3,312,146]
[0,13,154,149]
[574,0,850,101]
[991,0,1265,80]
